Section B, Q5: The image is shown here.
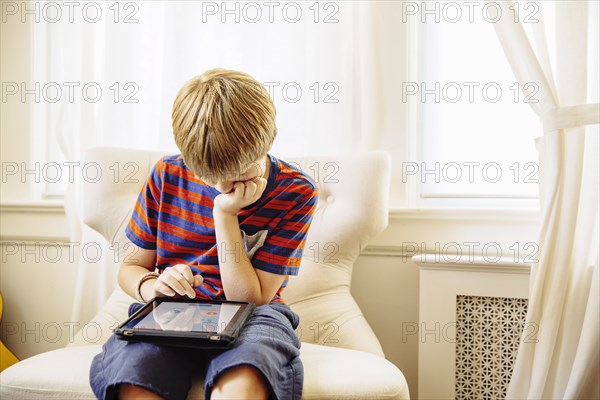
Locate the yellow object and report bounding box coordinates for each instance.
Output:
[0,293,19,371]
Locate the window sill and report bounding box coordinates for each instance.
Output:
[0,201,65,214]
[0,201,69,241]
[389,207,541,222]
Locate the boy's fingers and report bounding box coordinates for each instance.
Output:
[233,181,246,199]
[175,273,195,298]
[155,280,176,297]
[193,275,203,287]
[251,178,266,201]
[169,265,195,297]
[258,177,267,193]
[173,264,194,284]
[244,180,257,199]
[161,273,190,297]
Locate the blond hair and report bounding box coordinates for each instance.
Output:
[172,69,277,182]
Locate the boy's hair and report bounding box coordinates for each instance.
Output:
[172,69,277,183]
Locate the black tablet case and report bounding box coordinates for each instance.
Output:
[114,298,256,349]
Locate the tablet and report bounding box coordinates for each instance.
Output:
[114,297,256,349]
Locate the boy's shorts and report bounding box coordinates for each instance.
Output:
[89,301,303,400]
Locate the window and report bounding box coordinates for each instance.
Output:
[28,1,356,199]
[406,1,542,209]
[27,1,542,209]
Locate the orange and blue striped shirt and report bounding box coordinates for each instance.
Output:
[125,154,318,303]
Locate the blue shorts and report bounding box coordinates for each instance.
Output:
[89,302,303,400]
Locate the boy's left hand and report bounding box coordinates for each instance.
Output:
[214,177,267,215]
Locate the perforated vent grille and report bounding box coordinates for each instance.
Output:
[455,295,529,399]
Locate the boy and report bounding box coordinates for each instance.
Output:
[90,69,318,400]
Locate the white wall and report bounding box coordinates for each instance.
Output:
[1,0,31,203]
[352,254,419,398]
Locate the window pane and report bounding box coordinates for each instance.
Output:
[414,2,541,207]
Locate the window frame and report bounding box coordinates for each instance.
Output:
[404,11,541,211]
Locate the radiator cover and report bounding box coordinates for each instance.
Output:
[455,295,529,399]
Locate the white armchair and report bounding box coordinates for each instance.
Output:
[0,147,409,399]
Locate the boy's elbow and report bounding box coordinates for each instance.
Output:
[254,296,271,307]
[257,289,281,306]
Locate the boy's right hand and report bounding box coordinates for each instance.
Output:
[143,264,204,300]
[213,176,268,216]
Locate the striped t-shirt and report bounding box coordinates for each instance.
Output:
[125,153,318,303]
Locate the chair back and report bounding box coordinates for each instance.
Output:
[81,147,391,355]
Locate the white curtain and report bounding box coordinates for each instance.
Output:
[39,1,404,324]
[489,1,599,398]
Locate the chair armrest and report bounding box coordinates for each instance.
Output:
[68,287,134,348]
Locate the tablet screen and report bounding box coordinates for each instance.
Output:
[131,301,242,334]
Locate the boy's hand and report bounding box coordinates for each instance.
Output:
[146,264,204,299]
[213,177,267,216]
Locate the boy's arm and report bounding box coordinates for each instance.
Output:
[214,177,285,306]
[214,210,286,305]
[118,245,159,301]
[118,245,203,302]
[123,158,203,302]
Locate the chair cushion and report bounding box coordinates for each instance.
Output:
[300,343,409,399]
[0,346,100,400]
[0,343,409,400]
